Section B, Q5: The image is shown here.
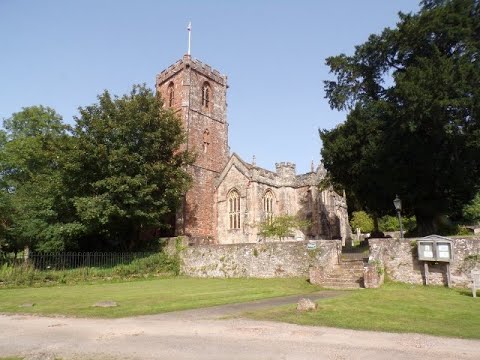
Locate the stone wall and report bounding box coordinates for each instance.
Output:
[369,237,480,287]
[180,240,341,278]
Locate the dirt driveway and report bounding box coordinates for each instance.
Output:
[1,292,479,360]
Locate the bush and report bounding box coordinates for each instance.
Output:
[350,211,374,233]
[378,215,398,232]
[379,215,417,232]
[463,192,480,224]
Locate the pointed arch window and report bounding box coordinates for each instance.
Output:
[228,190,241,229]
[202,82,211,108]
[263,190,274,224]
[167,82,175,107]
[203,129,210,153]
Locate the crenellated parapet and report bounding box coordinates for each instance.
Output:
[275,162,296,179]
[156,55,227,87]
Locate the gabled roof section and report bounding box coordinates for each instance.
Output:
[216,153,252,187]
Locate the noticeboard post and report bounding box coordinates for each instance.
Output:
[417,235,454,287]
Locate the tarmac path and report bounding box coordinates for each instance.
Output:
[1,291,479,360]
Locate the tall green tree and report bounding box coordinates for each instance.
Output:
[66,84,193,250]
[321,0,480,235]
[0,106,77,252]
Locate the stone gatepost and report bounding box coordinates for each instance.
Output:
[309,266,327,286]
[363,263,384,288]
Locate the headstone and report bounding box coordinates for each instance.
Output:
[472,269,480,298]
[296,298,317,311]
[93,301,118,308]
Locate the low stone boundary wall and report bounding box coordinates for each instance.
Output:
[180,240,341,278]
[369,237,480,287]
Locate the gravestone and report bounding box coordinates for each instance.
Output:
[472,269,480,298]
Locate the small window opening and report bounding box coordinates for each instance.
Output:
[203,129,210,153]
[202,82,211,108]
[167,82,174,107]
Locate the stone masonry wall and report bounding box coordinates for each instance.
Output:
[369,237,480,287]
[180,240,341,278]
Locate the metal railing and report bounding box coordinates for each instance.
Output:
[1,252,156,270]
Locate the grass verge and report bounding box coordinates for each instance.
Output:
[0,277,319,318]
[244,282,480,339]
[0,252,179,288]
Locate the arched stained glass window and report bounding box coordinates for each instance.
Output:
[228,190,241,229]
[263,190,274,224]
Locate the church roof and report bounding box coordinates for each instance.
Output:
[216,153,326,189]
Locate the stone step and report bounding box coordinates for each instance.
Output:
[324,275,363,282]
[339,259,366,264]
[325,271,363,277]
[327,272,364,278]
[324,279,362,285]
[323,278,363,284]
[337,264,365,270]
[330,277,364,281]
[341,252,368,260]
[332,266,364,274]
[340,263,367,268]
[322,282,363,289]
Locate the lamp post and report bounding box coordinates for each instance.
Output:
[393,195,404,239]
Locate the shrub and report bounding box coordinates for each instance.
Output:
[463,192,480,224]
[379,215,416,232]
[350,211,374,233]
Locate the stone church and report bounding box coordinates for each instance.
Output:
[156,54,350,244]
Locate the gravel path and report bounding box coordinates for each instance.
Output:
[1,292,479,360]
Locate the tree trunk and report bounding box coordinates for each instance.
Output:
[415,213,439,237]
[373,216,379,232]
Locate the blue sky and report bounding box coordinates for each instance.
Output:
[0,0,420,173]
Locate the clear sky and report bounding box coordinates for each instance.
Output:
[0,0,420,174]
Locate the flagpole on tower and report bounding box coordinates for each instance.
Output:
[187,21,192,55]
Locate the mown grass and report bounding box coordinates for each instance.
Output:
[0,277,319,318]
[245,282,480,339]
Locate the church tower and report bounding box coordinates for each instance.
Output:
[156,54,229,242]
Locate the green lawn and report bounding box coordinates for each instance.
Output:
[245,282,480,339]
[0,277,319,318]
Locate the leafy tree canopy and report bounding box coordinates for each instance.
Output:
[66,84,194,250]
[320,0,480,235]
[3,105,68,139]
[1,86,193,252]
[0,106,73,252]
[350,211,374,233]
